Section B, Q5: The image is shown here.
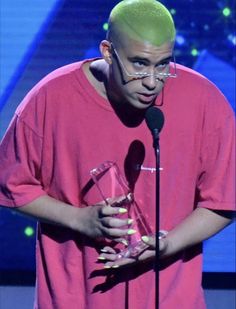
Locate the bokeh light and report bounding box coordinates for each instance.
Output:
[191,48,199,57]
[176,34,186,46]
[24,226,35,237]
[222,7,231,17]
[103,22,109,31]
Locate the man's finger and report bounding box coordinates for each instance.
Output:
[100,205,128,216]
[141,235,156,248]
[100,246,117,254]
[103,226,137,238]
[102,216,133,228]
[103,257,135,269]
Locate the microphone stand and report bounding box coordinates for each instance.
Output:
[152,128,160,309]
[145,105,164,309]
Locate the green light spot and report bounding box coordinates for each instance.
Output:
[223,7,231,17]
[170,9,176,15]
[103,22,109,31]
[191,48,199,57]
[24,226,34,237]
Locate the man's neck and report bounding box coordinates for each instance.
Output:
[83,59,146,127]
[82,59,108,99]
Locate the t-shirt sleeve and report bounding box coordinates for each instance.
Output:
[197,85,235,211]
[0,114,46,207]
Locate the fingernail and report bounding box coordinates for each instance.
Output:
[127,219,133,225]
[121,239,128,246]
[104,265,111,269]
[112,265,119,269]
[119,208,127,214]
[97,256,106,260]
[141,236,149,242]
[100,249,108,253]
[127,229,136,235]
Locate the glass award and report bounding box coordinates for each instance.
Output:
[90,161,153,258]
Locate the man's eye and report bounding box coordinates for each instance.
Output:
[157,62,169,68]
[133,61,146,68]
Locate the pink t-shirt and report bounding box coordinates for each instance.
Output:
[0,60,235,309]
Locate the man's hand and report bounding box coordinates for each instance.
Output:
[74,200,135,242]
[97,234,169,268]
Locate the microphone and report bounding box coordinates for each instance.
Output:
[145,107,165,148]
[145,106,164,309]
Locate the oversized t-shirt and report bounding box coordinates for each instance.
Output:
[0,60,235,309]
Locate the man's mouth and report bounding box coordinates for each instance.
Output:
[137,93,157,103]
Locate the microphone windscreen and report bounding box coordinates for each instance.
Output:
[145,107,165,133]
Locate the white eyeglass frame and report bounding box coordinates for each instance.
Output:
[110,43,178,80]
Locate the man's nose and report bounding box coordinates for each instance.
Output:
[141,73,157,90]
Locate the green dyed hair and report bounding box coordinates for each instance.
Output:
[107,0,176,47]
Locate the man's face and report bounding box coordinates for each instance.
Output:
[108,36,174,110]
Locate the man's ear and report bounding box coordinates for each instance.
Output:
[100,40,112,64]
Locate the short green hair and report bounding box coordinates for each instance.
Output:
[107,0,176,46]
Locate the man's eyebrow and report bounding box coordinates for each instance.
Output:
[128,55,172,65]
[128,56,151,64]
[157,56,172,64]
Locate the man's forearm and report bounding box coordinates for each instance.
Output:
[12,195,133,241]
[14,195,81,231]
[162,207,232,257]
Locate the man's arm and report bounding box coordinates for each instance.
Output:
[160,207,233,257]
[98,207,233,268]
[14,195,135,241]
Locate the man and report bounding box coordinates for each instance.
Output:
[0,1,234,308]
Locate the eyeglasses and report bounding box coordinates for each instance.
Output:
[110,43,177,80]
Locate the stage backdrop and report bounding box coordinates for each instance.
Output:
[0,0,235,282]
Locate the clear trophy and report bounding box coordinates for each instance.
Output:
[90,161,154,258]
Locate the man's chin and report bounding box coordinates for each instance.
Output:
[119,96,154,111]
